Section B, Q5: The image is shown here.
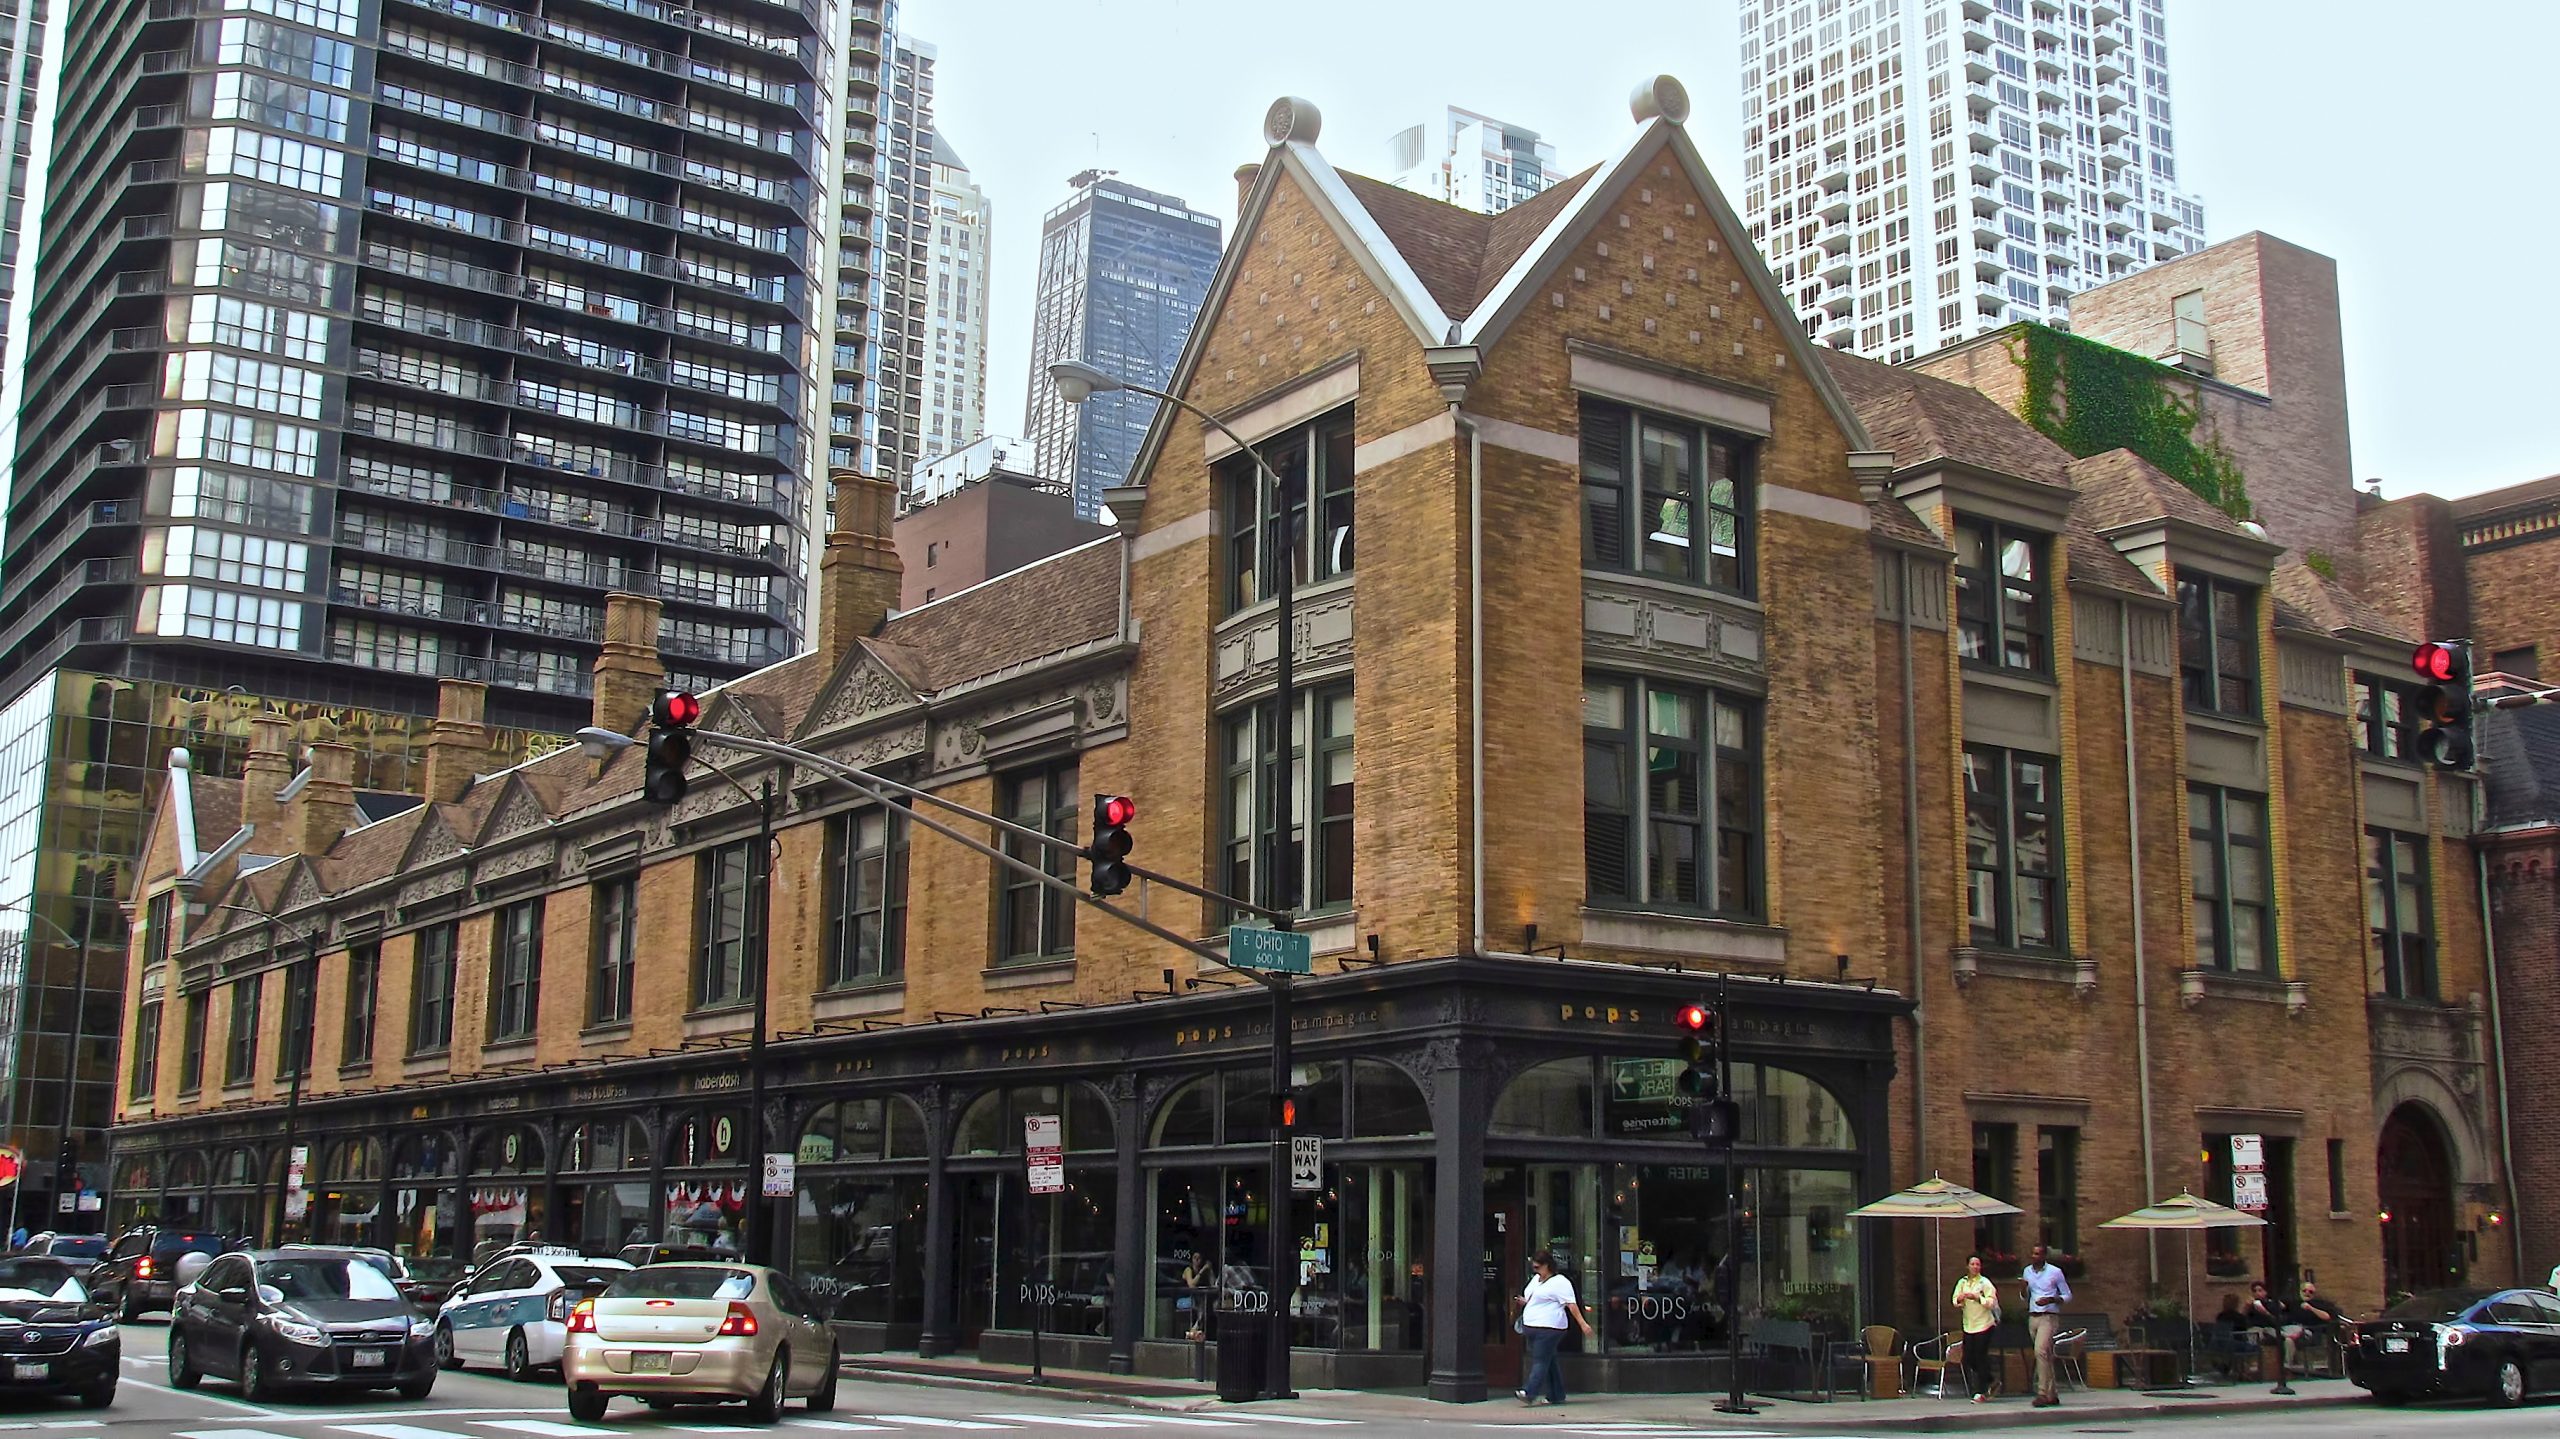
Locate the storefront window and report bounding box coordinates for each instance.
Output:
[952,1084,1113,1157]
[798,1096,927,1162]
[576,1181,654,1254]
[563,1117,652,1172]
[1148,1165,1267,1338]
[794,1173,926,1324]
[163,1151,209,1225]
[312,1138,382,1247]
[1491,1059,1594,1137]
[467,1124,546,1255]
[954,1171,1118,1340]
[394,1185,462,1276]
[1351,1061,1429,1137]
[1293,1162,1425,1351]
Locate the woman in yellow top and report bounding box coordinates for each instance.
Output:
[1951,1255,2000,1403]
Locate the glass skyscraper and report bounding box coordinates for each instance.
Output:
[1020,175,1219,520]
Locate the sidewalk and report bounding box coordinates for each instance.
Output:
[840,1353,2370,1430]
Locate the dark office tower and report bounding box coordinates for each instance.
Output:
[1020,175,1219,520]
[0,0,830,1220]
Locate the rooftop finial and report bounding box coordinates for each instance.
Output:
[1263,96,1321,147]
[1631,75,1691,125]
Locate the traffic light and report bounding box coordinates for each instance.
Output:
[2411,641,2476,771]
[1271,1088,1301,1133]
[1088,794,1136,896]
[1675,1002,1720,1101]
[644,689,702,804]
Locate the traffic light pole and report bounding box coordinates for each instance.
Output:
[744,774,777,1267]
[1712,973,1755,1417]
[268,934,318,1244]
[1263,461,1299,1401]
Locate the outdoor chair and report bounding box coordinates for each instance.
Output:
[1855,1324,1900,1399]
[1908,1331,1960,1398]
[2053,1327,2089,1391]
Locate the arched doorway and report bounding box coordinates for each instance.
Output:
[2378,1103,2460,1296]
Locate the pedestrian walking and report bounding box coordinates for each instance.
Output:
[2021,1244,2072,1407]
[1510,1250,1596,1407]
[1951,1255,2000,1402]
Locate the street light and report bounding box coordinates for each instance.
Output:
[1050,358,1302,1400]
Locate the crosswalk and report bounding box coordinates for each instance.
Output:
[166,1411,1371,1439]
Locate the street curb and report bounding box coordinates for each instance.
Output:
[838,1363,1225,1414]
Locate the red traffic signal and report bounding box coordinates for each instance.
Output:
[1088,794,1137,896]
[1675,1003,1712,1033]
[653,689,703,727]
[1273,1092,1300,1131]
[1100,795,1136,828]
[2412,643,2459,683]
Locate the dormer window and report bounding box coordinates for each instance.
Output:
[1954,516,2049,674]
[2176,572,2257,718]
[1580,398,1755,597]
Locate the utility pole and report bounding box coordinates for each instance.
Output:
[1262,457,1300,1402]
[743,774,778,1267]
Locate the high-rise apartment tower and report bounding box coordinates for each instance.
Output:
[915,133,988,480]
[1385,105,1558,214]
[1020,175,1219,520]
[1738,0,2205,363]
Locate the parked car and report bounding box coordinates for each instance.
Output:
[166,1249,437,1400]
[88,1227,227,1321]
[616,1241,723,1269]
[278,1245,421,1309]
[436,1250,631,1380]
[0,1257,117,1407]
[19,1234,109,1263]
[2350,1286,2560,1406]
[562,1262,838,1422]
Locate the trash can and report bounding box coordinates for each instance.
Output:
[1215,1312,1268,1401]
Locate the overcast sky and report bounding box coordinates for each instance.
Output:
[923,0,2558,502]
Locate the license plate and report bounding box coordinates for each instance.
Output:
[2384,1337,2409,1354]
[633,1351,671,1373]
[10,1362,42,1381]
[350,1349,387,1368]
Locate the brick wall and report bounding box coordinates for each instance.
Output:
[2486,840,2560,1281]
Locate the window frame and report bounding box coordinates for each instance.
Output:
[589,877,637,1025]
[179,992,208,1093]
[1953,515,2051,675]
[2188,785,2274,973]
[1219,686,1355,918]
[342,942,377,1065]
[822,804,909,987]
[1582,673,1764,919]
[695,840,758,1010]
[487,898,543,1042]
[1218,407,1355,616]
[129,1001,162,1100]
[2037,1125,2080,1254]
[1971,1120,2018,1257]
[2353,672,2419,762]
[1964,744,2065,952]
[407,921,457,1055]
[1578,397,1757,597]
[2176,571,2259,718]
[996,761,1079,965]
[223,974,261,1086]
[274,952,314,1080]
[2365,826,2435,1001]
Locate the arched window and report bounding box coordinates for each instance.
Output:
[1351,1060,1429,1137]
[564,1117,652,1172]
[469,1125,545,1176]
[1151,1076,1217,1147]
[797,1096,926,1163]
[953,1084,1114,1156]
[1732,1064,1856,1149]
[669,1109,746,1168]
[166,1151,209,1190]
[323,1137,382,1184]
[117,1153,163,1193]
[391,1132,459,1179]
[1492,1059,1595,1138]
[215,1146,260,1186]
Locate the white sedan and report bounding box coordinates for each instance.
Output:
[435,1251,632,1380]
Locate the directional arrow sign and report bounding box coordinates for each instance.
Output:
[1227,925,1311,974]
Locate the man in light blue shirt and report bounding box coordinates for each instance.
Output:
[2021,1244,2073,1406]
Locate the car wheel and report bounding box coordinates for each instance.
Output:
[504,1328,534,1383]
[78,1378,114,1409]
[167,1330,201,1389]
[806,1345,839,1414]
[435,1322,461,1371]
[116,1291,138,1324]
[744,1351,787,1424]
[2495,1356,2527,1407]
[239,1345,271,1402]
[397,1372,436,1401]
[567,1385,609,1422]
[644,1397,677,1411]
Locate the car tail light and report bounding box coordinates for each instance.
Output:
[548,1291,570,1323]
[717,1302,758,1337]
[136,1256,155,1279]
[566,1299,595,1335]
[2442,1326,2470,1347]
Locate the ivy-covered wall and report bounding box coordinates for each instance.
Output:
[2011,324,2252,519]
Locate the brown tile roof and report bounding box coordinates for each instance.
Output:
[1332,166,1599,322]
[877,538,1123,692]
[1868,495,1944,550]
[2450,471,2560,520]
[2068,450,2249,537]
[1821,351,2075,487]
[190,777,241,852]
[2065,528,2162,598]
[2272,560,2407,641]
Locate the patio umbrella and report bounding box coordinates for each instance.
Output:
[1849,1174,2023,1336]
[2101,1191,2267,1384]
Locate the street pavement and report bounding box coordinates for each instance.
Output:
[41,1319,2549,1439]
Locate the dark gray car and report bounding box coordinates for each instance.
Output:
[168,1251,437,1400]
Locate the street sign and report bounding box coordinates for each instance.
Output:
[2232,1133,2267,1212]
[1228,925,1312,974]
[1025,1114,1064,1196]
[2234,1171,2270,1211]
[2230,1134,2264,1168]
[1291,1136,1322,1192]
[761,1152,796,1198]
[54,1193,72,1214]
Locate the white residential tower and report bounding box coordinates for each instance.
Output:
[1385,106,1560,214]
[919,135,991,474]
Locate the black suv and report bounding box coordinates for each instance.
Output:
[88,1228,228,1321]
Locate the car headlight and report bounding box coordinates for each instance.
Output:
[265,1316,325,1346]
[79,1327,116,1348]
[409,1316,437,1337]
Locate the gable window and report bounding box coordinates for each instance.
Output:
[2353,673,2418,761]
[143,890,174,969]
[408,921,457,1054]
[224,975,261,1086]
[2176,572,2257,718]
[342,941,377,1064]
[1580,397,1755,596]
[2366,827,2434,1001]
[589,878,637,1024]
[487,898,543,1041]
[1583,675,1762,918]
[696,840,758,1009]
[179,992,207,1092]
[129,1002,162,1100]
[1954,517,2049,673]
[1965,745,2062,950]
[2188,785,2273,973]
[997,761,1078,964]
[824,806,909,986]
[1220,408,1354,614]
[1221,687,1354,917]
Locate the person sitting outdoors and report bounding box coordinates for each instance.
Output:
[2287,1281,2354,1375]
[2241,1280,2295,1374]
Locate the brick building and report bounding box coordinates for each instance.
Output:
[109,79,2502,1401]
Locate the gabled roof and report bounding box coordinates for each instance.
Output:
[2450,471,2560,520]
[1824,352,2074,487]
[1332,167,1596,322]
[871,537,1123,693]
[2271,560,2406,642]
[2069,450,2251,538]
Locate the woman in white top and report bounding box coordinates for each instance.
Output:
[1510,1250,1596,1405]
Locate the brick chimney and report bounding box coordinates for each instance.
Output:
[293,741,358,856]
[1234,162,1262,220]
[421,679,494,804]
[239,715,294,841]
[591,591,665,735]
[817,469,902,664]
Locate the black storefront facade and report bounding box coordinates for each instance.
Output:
[110,957,1904,1400]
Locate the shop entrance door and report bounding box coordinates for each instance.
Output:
[1483,1168,1523,1390]
[951,1173,1003,1352]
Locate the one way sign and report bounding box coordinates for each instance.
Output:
[1291,1135,1322,1191]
